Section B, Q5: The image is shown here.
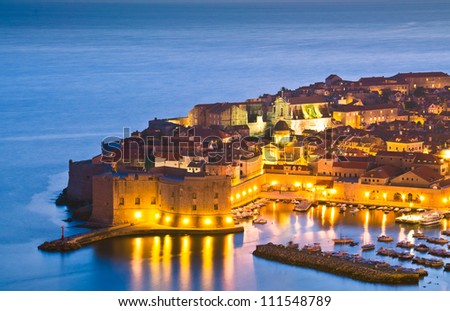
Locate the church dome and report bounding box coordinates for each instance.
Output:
[273,120,291,132]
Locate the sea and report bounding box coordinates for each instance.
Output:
[0,0,450,290]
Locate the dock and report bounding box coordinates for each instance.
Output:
[293,200,315,212]
[253,243,424,285]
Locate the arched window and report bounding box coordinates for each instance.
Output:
[407,193,413,202]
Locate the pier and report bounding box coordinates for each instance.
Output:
[253,243,425,285]
[38,223,244,252]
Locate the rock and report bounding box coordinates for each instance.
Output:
[38,240,81,252]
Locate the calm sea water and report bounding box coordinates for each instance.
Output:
[0,1,450,290]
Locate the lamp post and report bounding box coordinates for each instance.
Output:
[61,224,65,242]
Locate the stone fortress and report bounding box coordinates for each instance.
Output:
[63,72,450,230]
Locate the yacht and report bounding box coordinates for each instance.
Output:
[419,211,443,226]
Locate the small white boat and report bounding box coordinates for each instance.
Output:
[252,218,267,225]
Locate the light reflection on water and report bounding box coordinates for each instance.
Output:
[93,203,449,290]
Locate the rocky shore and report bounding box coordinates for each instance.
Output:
[253,243,424,285]
[38,240,81,252]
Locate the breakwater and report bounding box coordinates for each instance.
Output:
[38,224,244,252]
[253,243,424,285]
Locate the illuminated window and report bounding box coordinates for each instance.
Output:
[119,197,124,205]
[192,204,197,211]
[151,197,156,204]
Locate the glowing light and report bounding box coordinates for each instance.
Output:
[225,217,233,224]
[322,191,327,196]
[306,183,313,189]
[330,188,336,194]
[248,188,253,193]
[383,193,387,200]
[294,182,301,188]
[155,213,160,220]
[402,194,406,201]
[419,195,424,202]
[253,185,257,191]
[134,211,142,219]
[236,193,241,199]
[204,218,212,225]
[165,216,171,223]
[444,198,448,204]
[271,181,278,186]
[230,196,234,202]
[182,217,190,225]
[242,191,247,196]
[442,149,450,160]
[364,191,370,198]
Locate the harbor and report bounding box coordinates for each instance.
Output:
[37,196,450,289]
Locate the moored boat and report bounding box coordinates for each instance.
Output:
[302,243,322,252]
[377,234,394,242]
[397,251,414,260]
[252,218,267,225]
[427,237,449,245]
[395,214,421,224]
[414,243,430,253]
[376,247,398,257]
[412,231,425,238]
[441,229,450,236]
[333,237,354,244]
[424,258,444,268]
[396,240,415,249]
[361,243,375,251]
[412,256,426,265]
[428,248,450,258]
[419,211,443,226]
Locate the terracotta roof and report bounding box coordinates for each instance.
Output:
[438,178,450,188]
[361,165,402,179]
[409,166,443,182]
[413,153,441,164]
[287,95,328,105]
[187,160,206,168]
[390,72,450,79]
[358,77,406,86]
[332,103,397,112]
[333,161,370,169]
